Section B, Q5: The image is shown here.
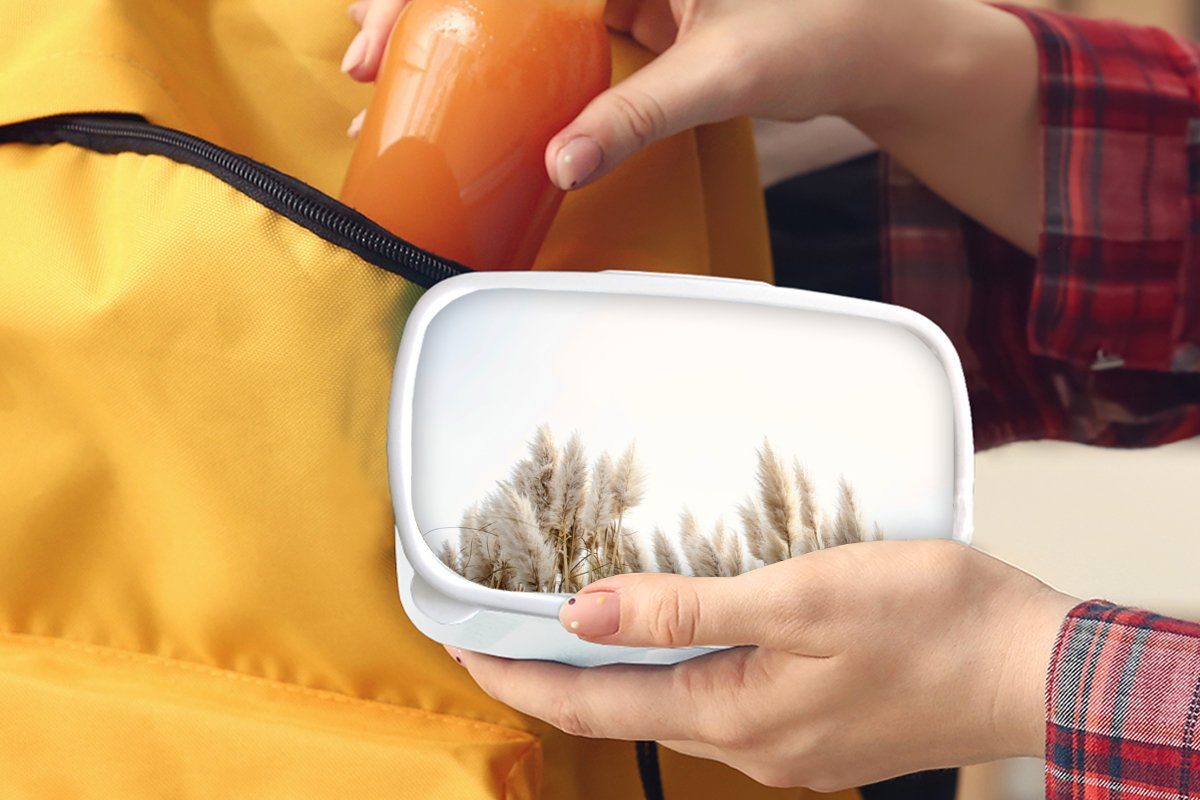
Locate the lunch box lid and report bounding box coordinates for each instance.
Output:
[388,270,974,623]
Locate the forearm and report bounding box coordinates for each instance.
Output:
[847,0,1041,253]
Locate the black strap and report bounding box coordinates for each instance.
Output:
[635,741,664,800]
[860,769,959,799]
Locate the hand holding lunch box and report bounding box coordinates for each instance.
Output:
[386,271,1076,791]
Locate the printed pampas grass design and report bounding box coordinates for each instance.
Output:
[581,453,615,547]
[549,434,589,590]
[680,510,720,578]
[653,526,682,575]
[437,427,882,591]
[494,486,556,591]
[794,460,822,554]
[757,441,803,558]
[829,477,867,548]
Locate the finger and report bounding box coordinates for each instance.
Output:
[457,650,701,742]
[627,1,678,54]
[347,0,369,26]
[343,0,408,82]
[545,33,742,190]
[347,109,366,138]
[340,29,370,76]
[558,570,795,649]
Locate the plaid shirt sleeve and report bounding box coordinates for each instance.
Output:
[882,5,1200,449]
[1000,5,1200,374]
[1047,601,1200,799]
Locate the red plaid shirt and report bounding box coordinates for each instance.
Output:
[884,6,1200,450]
[881,6,1200,798]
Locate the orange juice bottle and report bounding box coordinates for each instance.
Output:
[341,0,611,269]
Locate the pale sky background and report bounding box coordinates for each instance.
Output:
[412,288,958,551]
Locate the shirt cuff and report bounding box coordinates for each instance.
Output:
[1046,600,1200,799]
[996,5,1200,373]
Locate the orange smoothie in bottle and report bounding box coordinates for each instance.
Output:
[341,0,611,269]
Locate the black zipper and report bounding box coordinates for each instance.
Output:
[0,114,469,288]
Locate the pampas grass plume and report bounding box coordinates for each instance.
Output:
[757,440,802,558]
[680,510,719,578]
[521,425,559,534]
[611,443,646,517]
[450,426,881,591]
[494,486,556,591]
[438,539,460,573]
[653,526,681,574]
[713,519,742,577]
[620,531,646,574]
[832,477,865,547]
[582,452,616,546]
[794,459,822,555]
[550,434,588,536]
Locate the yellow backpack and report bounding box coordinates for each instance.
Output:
[0,2,858,798]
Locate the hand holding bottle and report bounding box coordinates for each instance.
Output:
[344,0,1041,252]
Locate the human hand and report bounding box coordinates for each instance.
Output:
[339,0,883,183]
[339,0,1040,250]
[448,540,1076,790]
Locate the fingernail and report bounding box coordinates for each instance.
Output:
[443,645,464,665]
[554,137,603,190]
[347,1,367,24]
[347,110,366,138]
[560,590,620,638]
[341,30,369,73]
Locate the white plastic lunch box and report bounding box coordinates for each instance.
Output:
[388,271,974,667]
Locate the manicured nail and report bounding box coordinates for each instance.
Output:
[347,110,366,138]
[560,590,620,638]
[340,31,369,73]
[443,645,465,665]
[554,137,603,190]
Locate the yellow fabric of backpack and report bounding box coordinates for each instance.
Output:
[0,2,860,798]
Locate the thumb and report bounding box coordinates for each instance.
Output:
[559,571,783,649]
[545,35,739,191]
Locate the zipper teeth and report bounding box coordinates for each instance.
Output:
[54,118,465,285]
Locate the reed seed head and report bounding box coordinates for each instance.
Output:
[680,509,719,578]
[757,440,801,558]
[653,526,681,574]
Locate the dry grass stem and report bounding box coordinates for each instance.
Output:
[439,427,882,591]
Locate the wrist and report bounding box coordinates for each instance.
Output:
[994,588,1078,758]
